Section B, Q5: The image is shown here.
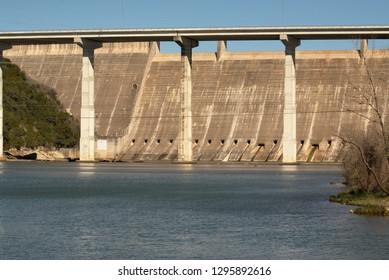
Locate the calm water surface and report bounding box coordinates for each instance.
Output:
[0,162,388,259]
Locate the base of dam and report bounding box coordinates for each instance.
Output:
[4,42,388,163]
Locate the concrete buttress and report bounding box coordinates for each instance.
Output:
[217,40,227,61]
[0,43,12,160]
[74,38,102,161]
[281,35,300,163]
[174,36,198,162]
[359,39,368,58]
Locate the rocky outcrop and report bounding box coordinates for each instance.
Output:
[5,148,67,161]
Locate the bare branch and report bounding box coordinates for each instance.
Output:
[338,135,389,195]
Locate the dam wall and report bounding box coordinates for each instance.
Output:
[5,44,389,162]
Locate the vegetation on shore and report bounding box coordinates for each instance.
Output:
[329,188,389,216]
[330,50,389,216]
[2,58,79,150]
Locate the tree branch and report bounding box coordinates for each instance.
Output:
[339,135,389,195]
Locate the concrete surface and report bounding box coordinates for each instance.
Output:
[4,43,389,162]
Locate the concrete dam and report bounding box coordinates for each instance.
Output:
[4,41,389,162]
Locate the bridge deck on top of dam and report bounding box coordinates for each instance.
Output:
[1,26,389,44]
[1,26,389,162]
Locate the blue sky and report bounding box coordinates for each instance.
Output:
[1,0,389,52]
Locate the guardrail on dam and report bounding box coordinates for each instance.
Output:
[1,26,389,162]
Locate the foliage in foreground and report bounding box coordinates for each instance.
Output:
[2,58,79,149]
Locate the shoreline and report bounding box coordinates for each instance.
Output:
[1,158,344,166]
[329,189,389,216]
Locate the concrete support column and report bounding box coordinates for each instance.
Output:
[0,44,12,160]
[75,38,102,161]
[281,35,300,163]
[217,40,227,61]
[359,39,368,58]
[174,36,198,162]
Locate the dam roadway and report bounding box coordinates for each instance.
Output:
[1,26,389,162]
[1,26,389,43]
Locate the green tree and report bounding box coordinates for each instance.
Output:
[2,58,79,149]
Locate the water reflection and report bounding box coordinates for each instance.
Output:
[280,164,298,172]
[77,163,97,176]
[176,164,195,171]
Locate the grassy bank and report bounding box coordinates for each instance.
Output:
[329,188,389,216]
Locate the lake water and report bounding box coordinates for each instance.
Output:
[0,161,388,260]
